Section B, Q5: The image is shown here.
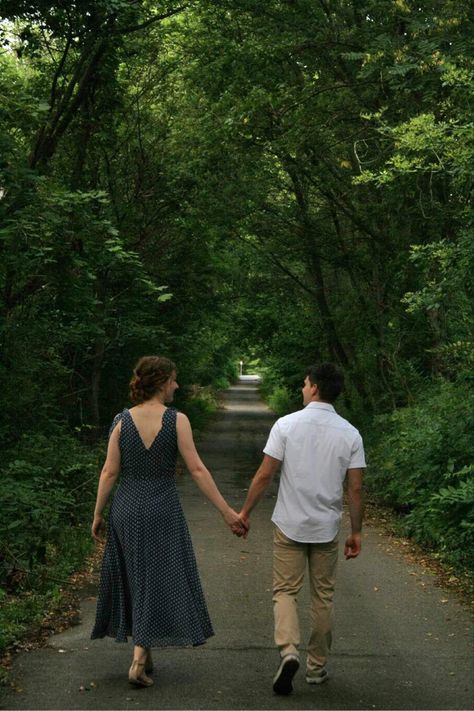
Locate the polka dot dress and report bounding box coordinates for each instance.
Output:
[91,408,214,647]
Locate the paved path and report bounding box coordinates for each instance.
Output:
[2,379,473,710]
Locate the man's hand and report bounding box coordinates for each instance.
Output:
[344,533,361,559]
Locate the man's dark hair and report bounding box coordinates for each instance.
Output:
[306,363,344,403]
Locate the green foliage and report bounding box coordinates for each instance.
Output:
[0,426,99,656]
[0,524,93,655]
[408,468,474,562]
[0,590,44,654]
[0,431,100,592]
[401,233,474,376]
[367,380,474,572]
[267,386,295,417]
[177,385,218,434]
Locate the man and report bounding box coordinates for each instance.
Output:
[239,363,365,695]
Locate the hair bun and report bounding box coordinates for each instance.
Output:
[129,356,176,404]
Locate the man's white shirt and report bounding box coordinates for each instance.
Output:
[264,402,366,543]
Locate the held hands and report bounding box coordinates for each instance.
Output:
[344,532,361,559]
[231,510,250,539]
[223,507,249,539]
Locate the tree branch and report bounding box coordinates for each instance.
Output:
[112,5,189,35]
[248,234,318,298]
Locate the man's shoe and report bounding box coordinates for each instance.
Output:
[306,667,328,685]
[273,654,300,695]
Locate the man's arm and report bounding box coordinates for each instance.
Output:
[344,467,364,559]
[240,454,281,525]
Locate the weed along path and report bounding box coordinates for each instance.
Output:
[2,378,473,710]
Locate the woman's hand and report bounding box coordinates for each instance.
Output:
[91,514,105,542]
[222,507,249,538]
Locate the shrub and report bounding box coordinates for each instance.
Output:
[179,385,218,432]
[0,431,100,593]
[267,386,296,416]
[367,378,474,572]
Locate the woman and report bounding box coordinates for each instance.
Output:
[90,356,246,687]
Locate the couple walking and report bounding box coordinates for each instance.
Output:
[91,356,365,694]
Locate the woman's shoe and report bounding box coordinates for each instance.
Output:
[145,650,154,674]
[128,660,154,687]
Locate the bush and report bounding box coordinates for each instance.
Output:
[0,431,100,593]
[178,385,218,432]
[267,386,295,416]
[1,477,73,589]
[0,428,100,659]
[367,378,474,572]
[259,368,301,416]
[403,465,474,569]
[0,524,93,655]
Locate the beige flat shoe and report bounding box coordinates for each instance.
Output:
[128,660,154,687]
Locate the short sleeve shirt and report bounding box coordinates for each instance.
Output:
[264,402,366,543]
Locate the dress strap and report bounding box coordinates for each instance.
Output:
[163,407,177,435]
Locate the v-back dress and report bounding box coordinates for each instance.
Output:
[91,407,214,647]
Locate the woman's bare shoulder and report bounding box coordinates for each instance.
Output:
[176,411,191,431]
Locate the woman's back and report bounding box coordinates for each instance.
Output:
[127,404,166,449]
[112,407,178,481]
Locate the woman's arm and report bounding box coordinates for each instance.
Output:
[176,412,247,533]
[91,422,121,541]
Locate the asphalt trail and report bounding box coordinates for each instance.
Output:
[2,378,473,710]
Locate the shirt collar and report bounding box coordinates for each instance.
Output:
[305,401,335,413]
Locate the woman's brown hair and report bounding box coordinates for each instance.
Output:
[129,356,177,404]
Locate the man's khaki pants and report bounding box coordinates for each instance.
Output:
[273,525,339,672]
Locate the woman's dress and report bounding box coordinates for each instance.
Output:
[91,407,214,647]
